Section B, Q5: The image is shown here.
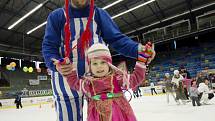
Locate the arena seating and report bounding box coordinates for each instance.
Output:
[149,41,215,81]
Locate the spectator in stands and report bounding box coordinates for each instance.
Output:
[150,82,157,95]
[172,70,187,105]
[14,94,22,109]
[190,80,201,106]
[198,78,214,104]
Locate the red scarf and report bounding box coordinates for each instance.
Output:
[64,0,94,58]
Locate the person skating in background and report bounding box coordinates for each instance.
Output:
[190,80,201,106]
[179,66,191,79]
[208,73,215,89]
[14,94,22,109]
[179,66,191,100]
[133,86,142,98]
[172,70,187,105]
[198,78,214,104]
[65,43,154,121]
[150,82,157,95]
[164,73,176,103]
[196,72,204,87]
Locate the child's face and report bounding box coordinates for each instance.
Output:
[90,59,110,78]
[192,81,196,86]
[204,79,209,85]
[71,0,89,8]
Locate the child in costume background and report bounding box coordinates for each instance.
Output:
[164,73,176,104]
[172,70,187,105]
[179,66,191,100]
[65,43,153,121]
[190,80,201,106]
[198,78,214,104]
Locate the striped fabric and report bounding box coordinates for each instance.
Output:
[138,51,150,63]
[138,46,153,63]
[52,9,104,121]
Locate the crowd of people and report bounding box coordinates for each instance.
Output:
[162,67,215,106]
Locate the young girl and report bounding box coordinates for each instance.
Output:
[190,80,201,106]
[66,43,153,121]
[164,73,176,103]
[172,70,187,105]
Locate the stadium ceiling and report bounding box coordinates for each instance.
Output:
[0,0,214,60]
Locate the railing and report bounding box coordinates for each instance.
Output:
[142,13,215,44]
[142,20,190,42]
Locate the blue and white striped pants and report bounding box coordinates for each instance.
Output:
[51,71,83,121]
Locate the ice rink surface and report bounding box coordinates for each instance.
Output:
[0,95,215,121]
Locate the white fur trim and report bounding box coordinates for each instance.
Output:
[136,62,146,69]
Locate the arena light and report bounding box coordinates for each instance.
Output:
[27,21,47,34]
[111,0,155,19]
[8,4,43,30]
[102,0,124,10]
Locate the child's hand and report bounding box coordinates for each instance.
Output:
[52,57,74,77]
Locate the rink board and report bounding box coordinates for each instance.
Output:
[0,96,53,109]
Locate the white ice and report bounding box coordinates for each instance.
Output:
[0,95,214,121]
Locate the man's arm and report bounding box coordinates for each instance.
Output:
[42,11,62,71]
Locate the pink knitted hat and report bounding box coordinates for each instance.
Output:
[87,43,112,64]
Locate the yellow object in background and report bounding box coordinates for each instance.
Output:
[10,62,16,67]
[28,67,33,73]
[23,66,28,72]
[6,65,12,70]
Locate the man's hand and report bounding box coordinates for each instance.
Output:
[52,58,74,77]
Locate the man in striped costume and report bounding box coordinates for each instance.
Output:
[42,0,155,121]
